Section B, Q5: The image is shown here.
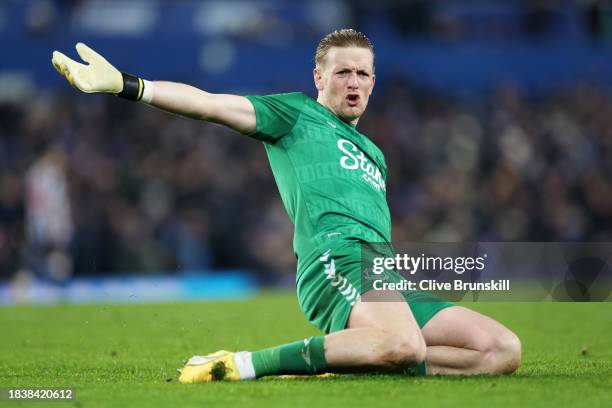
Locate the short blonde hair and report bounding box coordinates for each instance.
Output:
[315,29,375,71]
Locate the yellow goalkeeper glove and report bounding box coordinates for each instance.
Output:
[51,43,147,101]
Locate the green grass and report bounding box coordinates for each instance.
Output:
[0,293,611,407]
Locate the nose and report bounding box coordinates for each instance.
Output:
[347,72,359,89]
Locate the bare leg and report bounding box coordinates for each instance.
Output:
[323,297,520,375]
[421,306,521,375]
[324,291,426,372]
[298,288,520,376]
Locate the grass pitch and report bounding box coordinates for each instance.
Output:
[0,293,611,407]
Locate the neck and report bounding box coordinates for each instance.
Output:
[316,95,359,126]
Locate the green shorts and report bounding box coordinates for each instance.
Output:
[296,242,454,334]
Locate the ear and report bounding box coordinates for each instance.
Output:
[369,74,376,96]
[313,67,324,91]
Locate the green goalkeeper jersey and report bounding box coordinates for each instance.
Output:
[246,92,391,269]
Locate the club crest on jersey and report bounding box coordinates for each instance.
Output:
[337,139,386,192]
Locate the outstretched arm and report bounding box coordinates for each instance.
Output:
[51,43,256,134]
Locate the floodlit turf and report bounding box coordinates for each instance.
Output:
[0,293,611,407]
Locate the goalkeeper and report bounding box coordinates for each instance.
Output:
[52,29,520,380]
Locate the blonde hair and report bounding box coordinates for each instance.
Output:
[315,29,375,70]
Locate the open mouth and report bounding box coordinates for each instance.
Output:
[346,94,360,107]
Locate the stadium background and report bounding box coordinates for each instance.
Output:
[1,0,612,302]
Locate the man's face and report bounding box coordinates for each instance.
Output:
[314,46,375,125]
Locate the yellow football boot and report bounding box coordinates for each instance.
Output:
[178,350,241,383]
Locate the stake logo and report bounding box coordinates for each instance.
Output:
[337,139,386,192]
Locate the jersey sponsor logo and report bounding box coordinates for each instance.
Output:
[337,139,386,192]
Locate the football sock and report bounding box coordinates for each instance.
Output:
[233,337,425,379]
[401,360,428,376]
[417,360,428,375]
[248,336,327,378]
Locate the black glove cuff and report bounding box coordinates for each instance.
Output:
[117,72,144,101]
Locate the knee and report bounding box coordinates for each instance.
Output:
[483,330,522,374]
[379,331,427,368]
[497,331,522,374]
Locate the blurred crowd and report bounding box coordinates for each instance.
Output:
[363,81,612,243]
[1,81,612,280]
[15,1,612,43]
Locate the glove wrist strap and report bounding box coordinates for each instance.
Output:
[117,72,145,101]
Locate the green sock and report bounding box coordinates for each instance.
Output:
[417,360,428,376]
[401,360,428,376]
[251,336,327,378]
